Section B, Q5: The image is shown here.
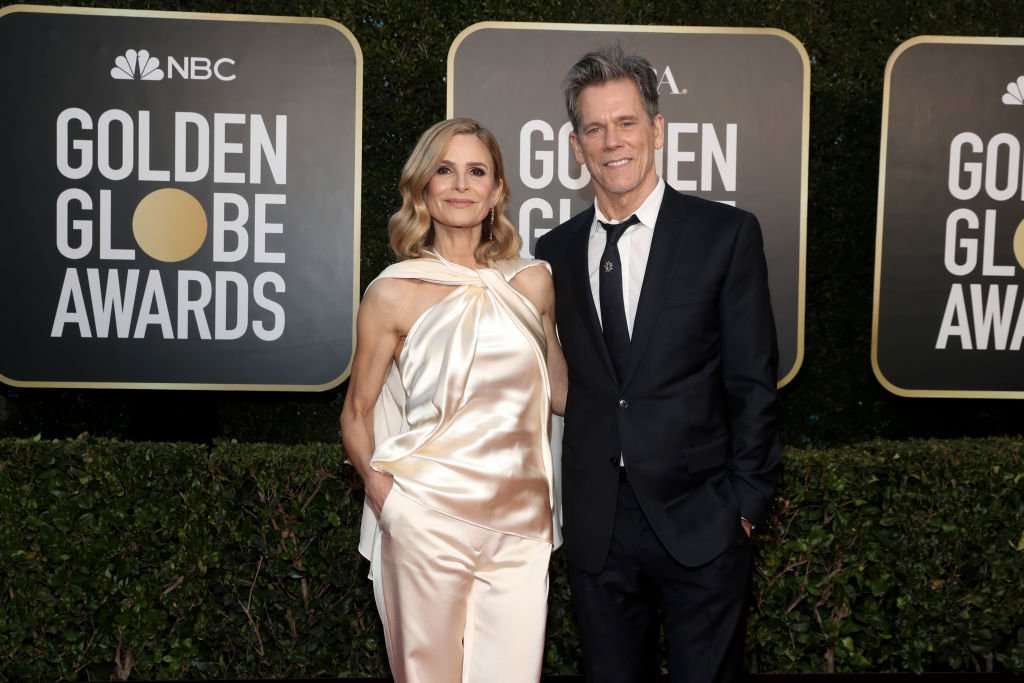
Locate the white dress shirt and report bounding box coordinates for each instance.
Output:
[588,178,666,337]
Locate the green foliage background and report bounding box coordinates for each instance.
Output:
[1,437,1022,679]
[2,1,1024,678]
[2,0,1024,446]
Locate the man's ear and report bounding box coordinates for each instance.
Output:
[653,113,666,151]
[570,131,585,166]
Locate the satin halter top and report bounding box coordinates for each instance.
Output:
[357,253,556,559]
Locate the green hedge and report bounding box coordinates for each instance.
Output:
[1,436,1021,679]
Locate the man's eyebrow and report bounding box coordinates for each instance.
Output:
[582,114,638,127]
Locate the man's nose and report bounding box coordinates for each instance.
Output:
[604,127,622,149]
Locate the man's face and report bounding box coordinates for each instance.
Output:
[570,78,664,211]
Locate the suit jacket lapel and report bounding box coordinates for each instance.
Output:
[568,208,617,382]
[623,189,690,388]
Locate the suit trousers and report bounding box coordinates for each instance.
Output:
[569,475,753,683]
[372,487,552,683]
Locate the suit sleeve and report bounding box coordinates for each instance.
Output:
[534,232,551,262]
[719,212,781,527]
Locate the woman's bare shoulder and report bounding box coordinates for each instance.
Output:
[508,259,554,292]
[507,260,554,314]
[364,272,455,335]
[362,275,420,311]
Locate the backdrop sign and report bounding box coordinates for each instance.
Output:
[0,5,361,390]
[448,22,808,386]
[874,37,1024,397]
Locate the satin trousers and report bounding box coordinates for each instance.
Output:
[371,487,552,683]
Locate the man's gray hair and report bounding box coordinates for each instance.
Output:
[564,45,659,133]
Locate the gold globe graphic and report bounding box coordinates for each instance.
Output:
[132,188,208,262]
[1015,218,1024,271]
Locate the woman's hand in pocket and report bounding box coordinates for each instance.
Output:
[365,469,395,518]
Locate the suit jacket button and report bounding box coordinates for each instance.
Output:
[618,399,629,409]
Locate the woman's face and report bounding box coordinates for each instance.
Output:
[424,133,501,233]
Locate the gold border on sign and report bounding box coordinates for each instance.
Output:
[0,4,363,392]
[872,34,1024,399]
[447,21,810,390]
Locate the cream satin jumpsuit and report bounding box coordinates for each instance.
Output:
[356,253,559,683]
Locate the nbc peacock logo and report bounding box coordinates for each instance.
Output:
[109,49,237,81]
[110,49,165,81]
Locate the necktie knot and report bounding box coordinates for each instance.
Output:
[598,214,640,248]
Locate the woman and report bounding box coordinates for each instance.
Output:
[341,117,567,682]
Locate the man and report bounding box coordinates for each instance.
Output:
[535,46,781,682]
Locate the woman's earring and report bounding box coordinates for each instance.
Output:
[488,208,496,240]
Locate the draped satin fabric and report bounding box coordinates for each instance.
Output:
[358,253,561,568]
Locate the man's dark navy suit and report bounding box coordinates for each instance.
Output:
[536,186,781,681]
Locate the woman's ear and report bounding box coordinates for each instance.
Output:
[490,178,504,208]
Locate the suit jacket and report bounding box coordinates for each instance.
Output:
[535,186,781,572]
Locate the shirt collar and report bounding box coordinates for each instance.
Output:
[592,177,666,233]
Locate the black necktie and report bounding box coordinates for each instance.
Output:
[598,214,640,383]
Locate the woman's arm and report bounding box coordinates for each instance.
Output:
[340,280,404,517]
[542,289,568,417]
[512,266,568,416]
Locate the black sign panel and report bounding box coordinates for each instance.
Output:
[0,5,361,390]
[449,22,810,386]
[874,36,1024,397]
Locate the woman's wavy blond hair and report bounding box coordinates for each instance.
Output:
[388,117,521,262]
